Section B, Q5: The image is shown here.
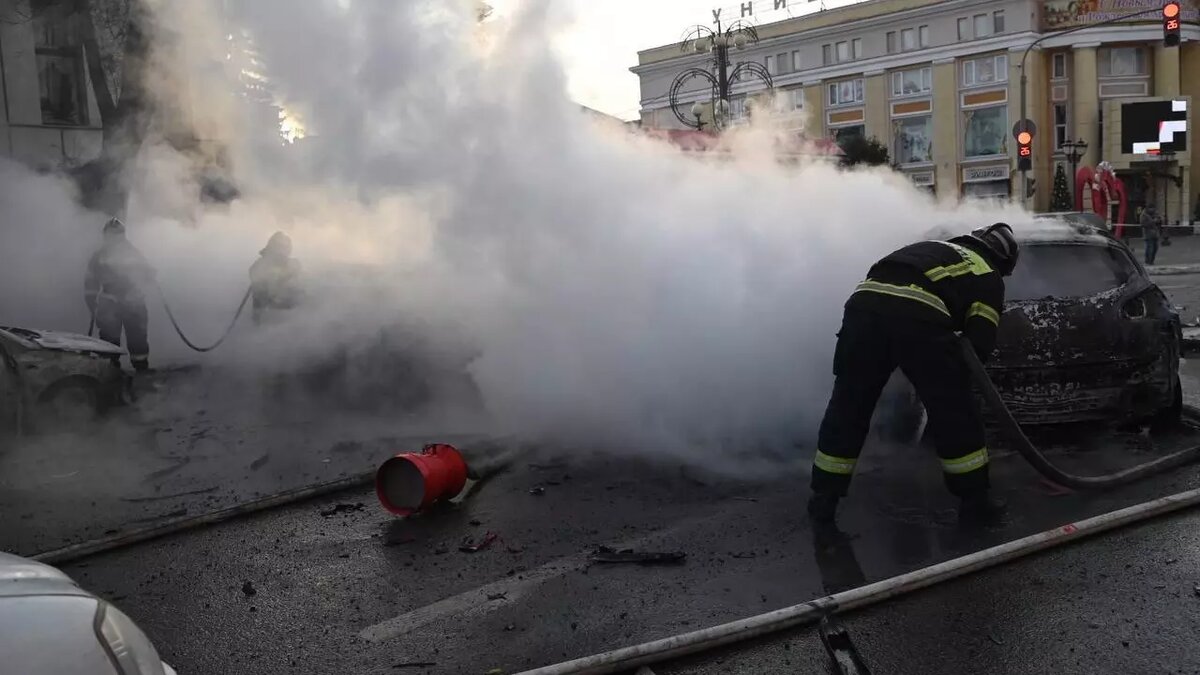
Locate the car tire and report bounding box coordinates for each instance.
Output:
[1151,375,1183,432]
[34,380,101,432]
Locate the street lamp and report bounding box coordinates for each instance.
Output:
[1061,138,1088,205]
[668,19,774,130]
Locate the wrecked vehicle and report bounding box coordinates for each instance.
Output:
[884,220,1180,436]
[988,221,1180,426]
[0,326,127,433]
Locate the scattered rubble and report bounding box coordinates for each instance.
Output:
[591,546,686,565]
[460,532,498,553]
[320,502,366,517]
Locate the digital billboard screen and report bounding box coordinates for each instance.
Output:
[1121,99,1188,155]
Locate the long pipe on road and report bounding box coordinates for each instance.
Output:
[517,485,1200,675]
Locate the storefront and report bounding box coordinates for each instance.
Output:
[961,164,1011,200]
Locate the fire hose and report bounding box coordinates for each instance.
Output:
[158,283,252,353]
[960,337,1200,489]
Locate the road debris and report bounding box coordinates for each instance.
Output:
[241,581,257,597]
[460,532,499,553]
[590,546,686,565]
[320,502,366,517]
[249,454,270,470]
[528,487,546,496]
[487,592,508,601]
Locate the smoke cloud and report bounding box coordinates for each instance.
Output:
[0,0,1032,471]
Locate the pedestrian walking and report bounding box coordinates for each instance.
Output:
[808,223,1020,526]
[1141,204,1162,265]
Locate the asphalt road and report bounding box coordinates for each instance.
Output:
[56,420,1200,674]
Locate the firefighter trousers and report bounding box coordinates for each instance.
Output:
[812,307,990,498]
[96,297,150,370]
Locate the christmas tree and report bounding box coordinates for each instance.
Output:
[1050,164,1072,211]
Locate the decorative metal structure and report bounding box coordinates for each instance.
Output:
[1061,138,1088,201]
[667,20,774,130]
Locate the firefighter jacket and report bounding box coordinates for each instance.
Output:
[84,240,154,307]
[249,255,302,311]
[845,237,1005,361]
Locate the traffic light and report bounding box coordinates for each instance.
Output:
[1017,129,1033,171]
[1164,2,1181,47]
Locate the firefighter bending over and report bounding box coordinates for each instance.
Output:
[85,218,156,372]
[249,231,302,324]
[808,223,1019,526]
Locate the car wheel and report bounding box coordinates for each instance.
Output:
[1151,375,1183,432]
[35,380,100,432]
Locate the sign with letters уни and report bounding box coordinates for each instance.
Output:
[709,0,815,24]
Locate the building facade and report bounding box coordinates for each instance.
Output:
[633,0,1200,222]
[0,0,105,170]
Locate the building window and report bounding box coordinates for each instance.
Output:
[892,66,932,97]
[32,0,88,126]
[823,44,833,65]
[827,79,865,106]
[894,115,933,164]
[730,97,747,120]
[887,31,897,53]
[792,50,802,71]
[919,25,930,48]
[1052,53,1067,79]
[1099,47,1147,77]
[766,55,775,74]
[788,88,805,111]
[963,105,1008,158]
[973,14,991,38]
[1053,103,1068,151]
[833,124,865,150]
[993,10,1005,34]
[962,54,1008,87]
[836,41,850,62]
[957,17,968,41]
[776,52,789,74]
[852,38,863,60]
[901,28,915,51]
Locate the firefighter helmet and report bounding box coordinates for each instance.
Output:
[970,222,1019,276]
[102,217,125,234]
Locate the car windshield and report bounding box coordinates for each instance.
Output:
[1006,243,1139,301]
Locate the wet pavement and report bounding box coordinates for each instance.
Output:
[51,417,1200,674]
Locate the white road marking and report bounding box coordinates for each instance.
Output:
[358,515,716,643]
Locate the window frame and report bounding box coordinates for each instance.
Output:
[765,55,775,74]
[836,40,850,62]
[1052,52,1068,79]
[792,50,802,71]
[31,0,89,127]
[887,31,897,54]
[919,25,930,48]
[973,13,990,38]
[852,38,863,60]
[893,114,934,165]
[993,10,1005,34]
[822,44,833,65]
[957,17,969,41]
[962,104,1009,160]
[901,28,916,51]
[891,66,933,98]
[1099,46,1147,77]
[1053,102,1069,151]
[961,54,1009,88]
[827,78,865,107]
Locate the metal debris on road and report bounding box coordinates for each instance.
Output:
[590,546,686,565]
[241,581,257,596]
[528,487,546,496]
[320,502,366,517]
[460,532,499,553]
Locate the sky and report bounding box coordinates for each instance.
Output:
[488,0,866,120]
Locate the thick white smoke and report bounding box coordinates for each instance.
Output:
[0,0,1030,470]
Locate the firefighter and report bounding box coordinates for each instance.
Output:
[84,217,156,372]
[249,231,301,325]
[808,223,1020,526]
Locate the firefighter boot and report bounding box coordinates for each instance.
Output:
[958,492,1008,526]
[807,493,840,524]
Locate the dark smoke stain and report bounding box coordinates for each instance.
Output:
[250,454,271,470]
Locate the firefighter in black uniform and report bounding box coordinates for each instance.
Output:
[85,218,156,372]
[808,222,1019,526]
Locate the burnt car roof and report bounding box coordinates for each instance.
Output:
[0,326,126,356]
[1015,219,1117,246]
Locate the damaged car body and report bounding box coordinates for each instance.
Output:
[882,221,1180,436]
[988,223,1180,426]
[0,327,127,433]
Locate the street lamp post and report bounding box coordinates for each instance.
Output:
[1160,149,1177,226]
[1061,138,1088,205]
[668,20,774,130]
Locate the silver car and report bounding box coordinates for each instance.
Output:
[0,552,176,675]
[0,326,127,433]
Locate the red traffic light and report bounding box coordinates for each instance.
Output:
[1017,131,1033,145]
[1164,2,1182,46]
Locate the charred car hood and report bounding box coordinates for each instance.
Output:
[0,327,125,357]
[991,282,1157,366]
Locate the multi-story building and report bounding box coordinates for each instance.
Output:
[633,0,1200,223]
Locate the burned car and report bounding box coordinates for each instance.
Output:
[0,327,127,433]
[879,220,1180,437]
[988,221,1180,426]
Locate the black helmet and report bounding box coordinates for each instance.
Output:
[970,222,1019,276]
[102,217,125,234]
